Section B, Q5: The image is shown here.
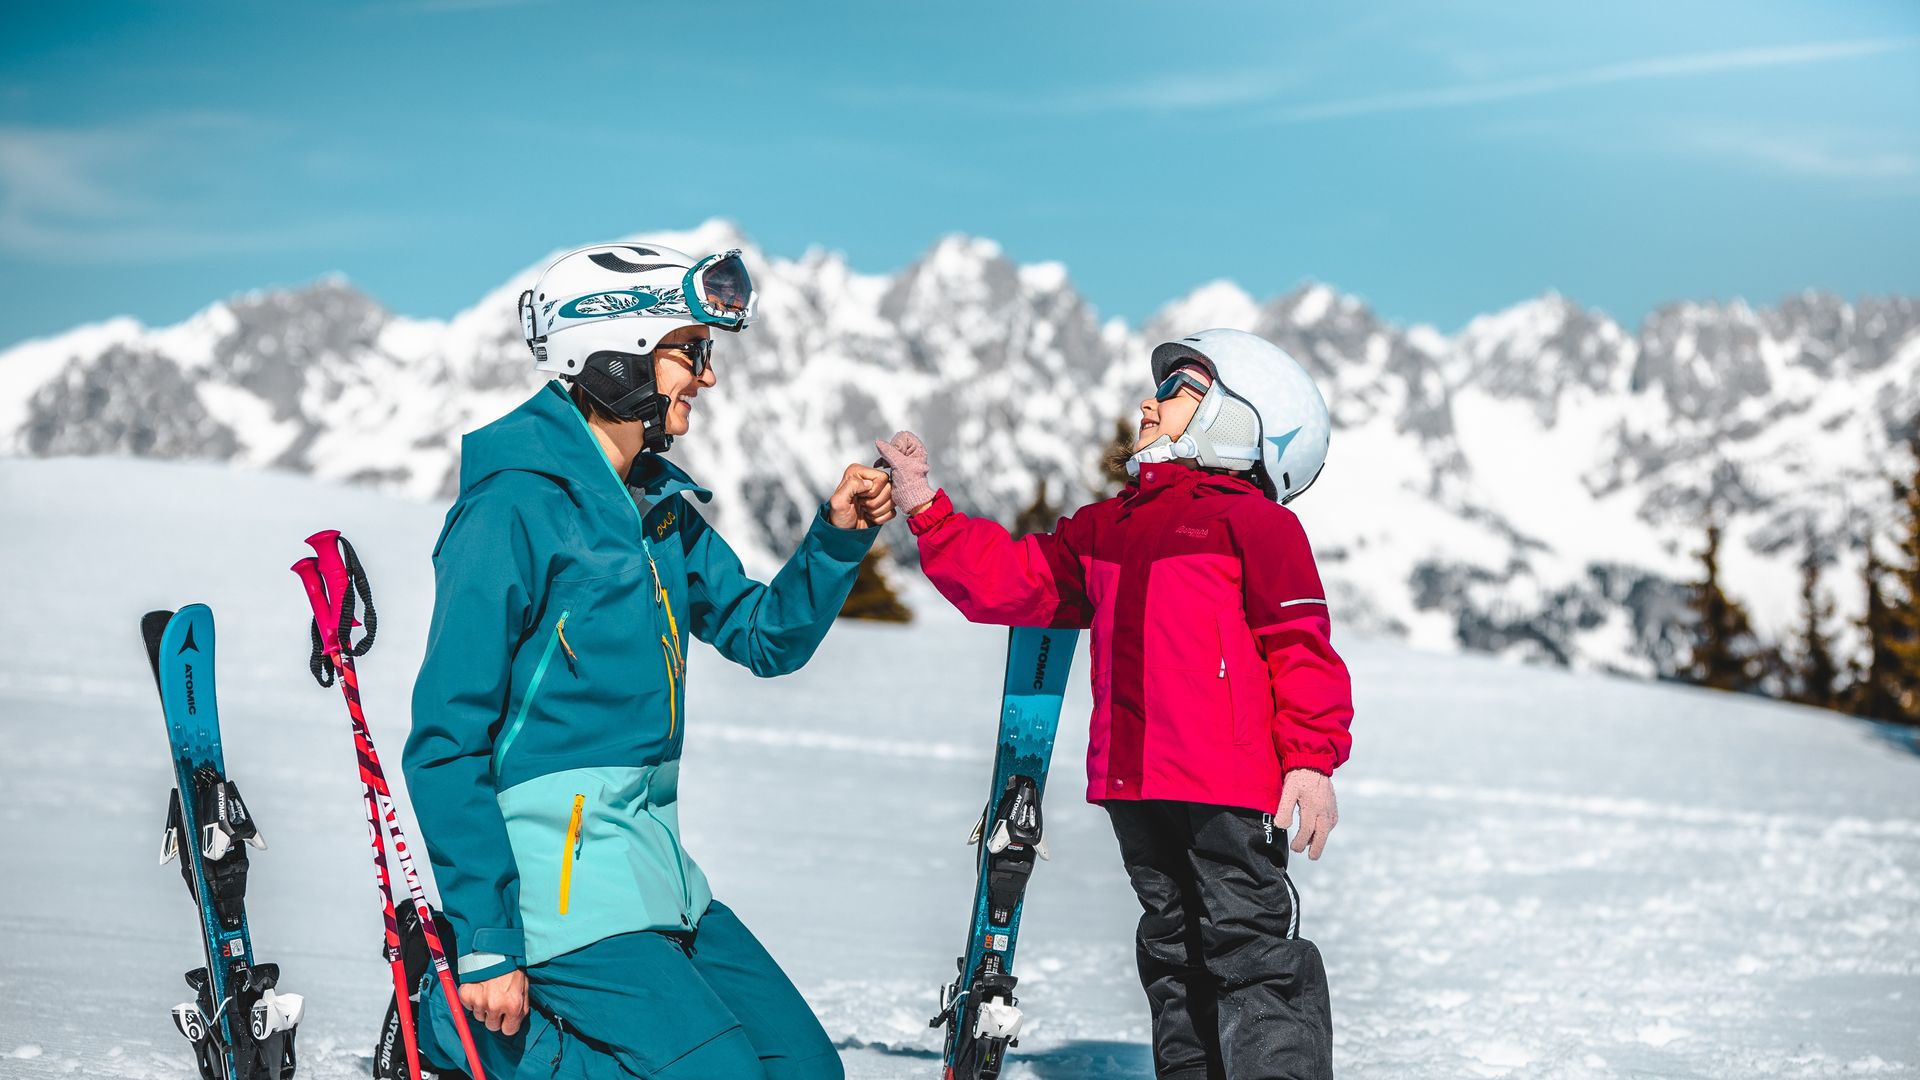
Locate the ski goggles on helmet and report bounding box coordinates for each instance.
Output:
[683,250,756,330]
[654,337,715,377]
[1154,368,1212,402]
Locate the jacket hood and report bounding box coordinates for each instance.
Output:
[459,381,712,513]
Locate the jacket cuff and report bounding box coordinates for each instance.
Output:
[468,926,525,959]
[906,490,955,535]
[457,952,519,984]
[809,502,882,562]
[1281,750,1338,775]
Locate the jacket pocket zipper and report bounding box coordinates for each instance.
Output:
[558,793,584,915]
[643,804,696,928]
[491,609,572,778]
[661,638,680,740]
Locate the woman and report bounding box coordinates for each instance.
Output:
[402,243,891,1079]
[875,328,1352,1080]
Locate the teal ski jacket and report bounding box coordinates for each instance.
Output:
[404,381,878,984]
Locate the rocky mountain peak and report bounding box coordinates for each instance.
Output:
[3,223,1914,685]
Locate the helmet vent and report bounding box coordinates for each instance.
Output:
[607,357,627,381]
[589,252,675,273]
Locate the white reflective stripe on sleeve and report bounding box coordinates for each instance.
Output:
[457,951,511,976]
[1278,598,1328,608]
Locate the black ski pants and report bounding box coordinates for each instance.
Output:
[1106,800,1333,1080]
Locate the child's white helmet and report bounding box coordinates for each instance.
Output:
[1139,328,1331,504]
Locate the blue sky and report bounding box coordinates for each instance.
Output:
[2,1,1916,348]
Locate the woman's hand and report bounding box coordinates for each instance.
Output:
[829,463,894,529]
[1278,769,1338,860]
[873,431,936,516]
[458,969,529,1036]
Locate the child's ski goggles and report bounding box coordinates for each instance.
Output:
[684,250,756,330]
[1154,368,1212,402]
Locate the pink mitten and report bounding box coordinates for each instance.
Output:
[1278,769,1339,860]
[873,431,936,515]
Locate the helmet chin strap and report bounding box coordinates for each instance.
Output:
[575,351,674,453]
[1125,434,1197,476]
[1127,382,1261,477]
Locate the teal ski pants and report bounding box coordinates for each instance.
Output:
[420,901,844,1079]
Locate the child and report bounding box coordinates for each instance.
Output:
[876,328,1352,1080]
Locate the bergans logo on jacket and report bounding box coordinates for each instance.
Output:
[403,381,875,982]
[909,461,1354,815]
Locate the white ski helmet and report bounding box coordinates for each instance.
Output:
[516,242,755,448]
[519,242,755,379]
[1134,328,1331,504]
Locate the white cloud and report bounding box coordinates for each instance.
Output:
[1265,37,1920,124]
[1692,129,1920,182]
[1048,69,1309,114]
[0,114,377,261]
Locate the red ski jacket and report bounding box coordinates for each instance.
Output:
[908,461,1354,814]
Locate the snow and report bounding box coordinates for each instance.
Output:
[1019,261,1070,294]
[1153,279,1261,335]
[1291,283,1334,327]
[2,456,1917,1079]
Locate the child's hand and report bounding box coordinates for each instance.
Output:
[873,431,937,516]
[1279,769,1338,860]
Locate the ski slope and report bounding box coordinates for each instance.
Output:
[1,457,1915,1079]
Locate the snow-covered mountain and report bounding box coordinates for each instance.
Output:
[5,219,1916,679]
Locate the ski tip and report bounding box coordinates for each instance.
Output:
[140,610,174,690]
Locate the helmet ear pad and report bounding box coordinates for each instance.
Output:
[573,350,673,452]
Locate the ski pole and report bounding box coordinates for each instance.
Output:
[292,553,428,1080]
[293,530,489,1080]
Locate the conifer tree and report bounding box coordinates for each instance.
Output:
[1883,434,1920,724]
[1012,478,1063,537]
[1849,539,1904,721]
[1790,525,1841,709]
[839,546,913,623]
[1683,520,1767,693]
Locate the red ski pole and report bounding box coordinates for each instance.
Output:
[294,530,489,1080]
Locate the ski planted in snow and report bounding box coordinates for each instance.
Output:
[143,605,303,1080]
[931,625,1080,1080]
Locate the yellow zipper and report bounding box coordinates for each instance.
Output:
[648,549,684,664]
[661,638,679,739]
[559,794,584,915]
[556,613,577,665]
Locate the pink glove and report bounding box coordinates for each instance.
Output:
[1278,768,1338,860]
[873,431,937,516]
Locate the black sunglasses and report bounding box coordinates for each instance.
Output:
[655,338,714,377]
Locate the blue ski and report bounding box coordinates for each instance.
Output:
[931,625,1080,1080]
[143,606,301,1080]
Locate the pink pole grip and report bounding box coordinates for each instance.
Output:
[292,557,344,657]
[305,530,359,630]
